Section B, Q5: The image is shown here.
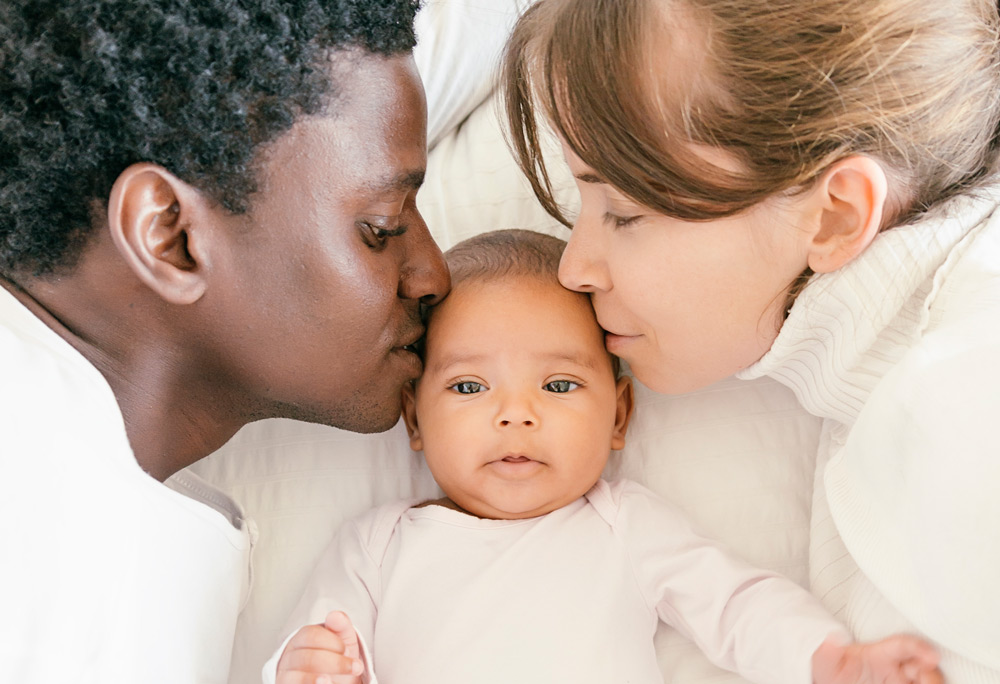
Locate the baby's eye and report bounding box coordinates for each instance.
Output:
[451,381,485,394]
[543,380,579,393]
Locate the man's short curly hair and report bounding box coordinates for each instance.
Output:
[0,0,421,277]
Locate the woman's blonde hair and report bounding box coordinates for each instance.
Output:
[502,0,1000,228]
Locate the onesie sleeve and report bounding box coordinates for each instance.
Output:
[606,480,849,684]
[262,501,410,684]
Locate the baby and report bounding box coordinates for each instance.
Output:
[264,229,942,684]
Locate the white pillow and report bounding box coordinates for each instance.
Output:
[191,84,822,684]
[415,0,537,150]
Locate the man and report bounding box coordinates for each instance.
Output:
[0,1,448,681]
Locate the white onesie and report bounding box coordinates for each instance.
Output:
[265,479,847,684]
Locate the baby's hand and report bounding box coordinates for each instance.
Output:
[812,634,942,684]
[276,610,365,684]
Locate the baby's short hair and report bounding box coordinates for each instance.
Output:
[444,229,566,287]
[437,229,621,377]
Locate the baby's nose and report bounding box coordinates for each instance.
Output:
[497,416,535,427]
[495,396,538,428]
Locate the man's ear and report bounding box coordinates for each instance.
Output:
[610,375,635,451]
[805,155,888,274]
[106,163,210,304]
[401,382,423,451]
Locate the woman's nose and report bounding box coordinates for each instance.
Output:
[558,215,608,294]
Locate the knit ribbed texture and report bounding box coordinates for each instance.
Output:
[738,191,996,423]
[738,188,1000,683]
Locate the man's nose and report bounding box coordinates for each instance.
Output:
[399,213,450,305]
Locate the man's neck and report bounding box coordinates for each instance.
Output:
[3,272,245,481]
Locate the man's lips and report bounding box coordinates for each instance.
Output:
[394,327,425,353]
[390,326,425,379]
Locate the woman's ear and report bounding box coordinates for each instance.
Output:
[106,163,210,305]
[610,375,635,451]
[805,155,888,273]
[401,382,423,451]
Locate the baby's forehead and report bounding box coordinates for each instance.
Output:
[429,273,595,321]
[422,273,619,375]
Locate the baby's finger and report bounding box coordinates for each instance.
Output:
[878,635,940,667]
[278,646,364,678]
[916,662,944,684]
[277,674,360,684]
[317,674,364,684]
[275,675,342,684]
[880,665,908,684]
[324,611,362,662]
[285,624,349,654]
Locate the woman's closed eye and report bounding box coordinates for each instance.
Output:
[543,380,579,393]
[603,211,643,229]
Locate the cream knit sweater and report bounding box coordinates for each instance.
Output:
[740,188,1000,683]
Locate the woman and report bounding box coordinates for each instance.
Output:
[501,0,1000,681]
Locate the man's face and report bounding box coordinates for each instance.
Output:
[206,52,449,432]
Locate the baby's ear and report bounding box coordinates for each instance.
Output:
[400,382,423,451]
[610,376,635,451]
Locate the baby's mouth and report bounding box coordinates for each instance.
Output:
[501,455,532,463]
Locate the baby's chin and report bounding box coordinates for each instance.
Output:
[448,492,583,521]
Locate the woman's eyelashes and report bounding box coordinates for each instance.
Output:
[603,211,642,229]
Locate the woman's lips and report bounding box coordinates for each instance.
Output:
[604,331,640,354]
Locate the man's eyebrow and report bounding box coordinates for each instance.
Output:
[369,169,425,194]
[575,172,606,185]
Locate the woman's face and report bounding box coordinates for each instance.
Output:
[558,144,815,394]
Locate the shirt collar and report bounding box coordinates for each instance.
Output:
[738,189,1000,424]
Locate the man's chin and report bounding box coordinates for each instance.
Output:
[259,386,406,434]
[332,410,403,435]
[312,397,404,435]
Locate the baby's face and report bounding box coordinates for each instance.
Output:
[403,275,632,519]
